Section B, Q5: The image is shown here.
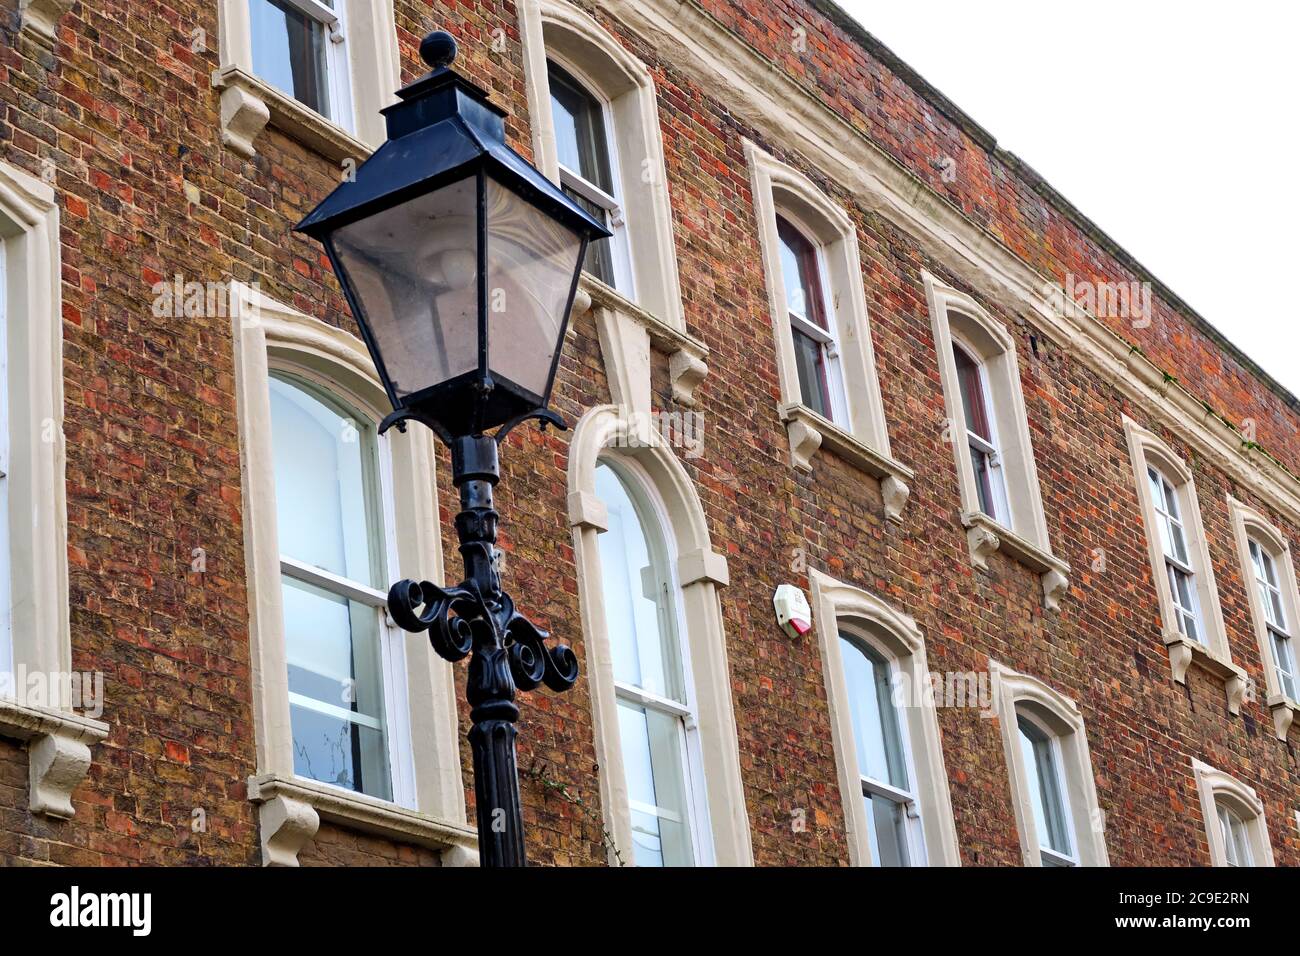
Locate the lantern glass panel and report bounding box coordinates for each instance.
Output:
[330,176,480,401]
[485,177,584,400]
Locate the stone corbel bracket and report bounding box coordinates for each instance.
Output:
[19,0,74,43]
[212,65,372,164]
[212,68,271,159]
[1163,632,1248,715]
[960,511,1071,611]
[248,773,480,867]
[0,696,110,819]
[777,402,914,521]
[1266,694,1296,741]
[578,276,710,408]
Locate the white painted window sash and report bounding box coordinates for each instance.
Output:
[273,385,415,808]
[547,54,635,296]
[280,555,388,608]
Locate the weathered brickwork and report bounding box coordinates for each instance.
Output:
[0,0,1295,868]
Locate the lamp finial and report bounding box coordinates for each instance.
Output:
[420,30,458,70]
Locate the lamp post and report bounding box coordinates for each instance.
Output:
[296,30,611,867]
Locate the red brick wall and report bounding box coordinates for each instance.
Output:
[0,0,1295,867]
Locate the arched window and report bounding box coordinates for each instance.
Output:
[1147,464,1203,643]
[234,286,472,866]
[991,662,1109,866]
[568,406,751,866]
[924,273,1068,608]
[1216,801,1254,867]
[747,143,907,508]
[594,460,708,865]
[1192,759,1275,867]
[1227,496,1300,739]
[519,0,684,327]
[1248,539,1295,697]
[268,373,397,801]
[809,570,961,867]
[1125,417,1244,713]
[839,632,925,866]
[1016,710,1077,866]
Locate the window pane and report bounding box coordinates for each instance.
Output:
[249,0,331,118]
[1217,803,1254,867]
[840,636,908,790]
[970,444,997,518]
[792,328,831,419]
[1017,715,1072,858]
[1272,632,1298,699]
[617,700,693,866]
[560,185,616,287]
[282,576,390,800]
[953,344,993,442]
[864,792,909,867]
[775,217,826,329]
[269,376,376,585]
[549,63,614,191]
[595,464,684,702]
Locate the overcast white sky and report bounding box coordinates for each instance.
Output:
[836,0,1300,396]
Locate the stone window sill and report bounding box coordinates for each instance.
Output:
[0,695,109,819]
[960,511,1071,610]
[247,772,478,867]
[579,274,709,406]
[778,402,913,521]
[1266,693,1299,740]
[212,65,372,165]
[1163,633,1248,715]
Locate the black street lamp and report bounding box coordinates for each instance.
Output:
[296,30,611,867]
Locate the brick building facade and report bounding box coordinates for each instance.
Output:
[0,0,1297,867]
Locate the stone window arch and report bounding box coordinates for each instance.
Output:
[1124,416,1244,713]
[925,272,1069,609]
[519,0,684,331]
[1192,759,1274,867]
[568,405,751,865]
[808,569,961,866]
[231,284,475,866]
[746,142,910,519]
[990,662,1109,866]
[1227,496,1300,739]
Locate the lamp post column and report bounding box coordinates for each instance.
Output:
[452,435,527,867]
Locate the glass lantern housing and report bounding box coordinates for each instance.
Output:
[296,33,610,440]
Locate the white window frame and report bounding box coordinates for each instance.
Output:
[602,457,714,865]
[1015,709,1079,867]
[1227,496,1300,739]
[232,283,475,866]
[952,339,1011,526]
[269,370,414,807]
[519,0,684,330]
[990,661,1109,866]
[0,160,109,820]
[214,0,400,160]
[839,628,928,866]
[546,55,636,297]
[775,209,850,427]
[1191,759,1274,867]
[568,405,752,866]
[1124,416,1246,713]
[747,142,911,516]
[924,272,1069,609]
[1148,465,1204,642]
[809,569,961,867]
